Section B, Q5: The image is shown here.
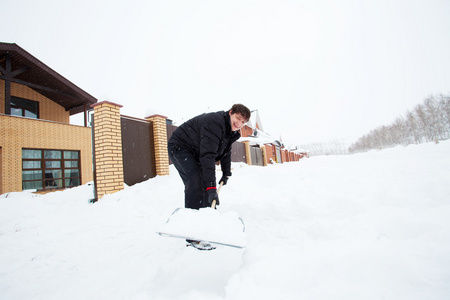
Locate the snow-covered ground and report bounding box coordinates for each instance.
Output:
[1,141,449,300]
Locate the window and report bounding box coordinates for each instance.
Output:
[11,97,39,119]
[22,149,81,190]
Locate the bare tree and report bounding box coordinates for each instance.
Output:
[349,93,450,153]
[437,94,450,138]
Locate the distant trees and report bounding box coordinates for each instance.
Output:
[349,93,450,153]
[300,139,349,156]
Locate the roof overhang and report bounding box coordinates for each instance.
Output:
[0,42,97,115]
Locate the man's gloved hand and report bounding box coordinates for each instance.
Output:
[206,188,219,206]
[219,175,229,186]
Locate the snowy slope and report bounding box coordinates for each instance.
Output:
[1,141,450,299]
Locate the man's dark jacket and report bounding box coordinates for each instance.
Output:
[168,111,240,188]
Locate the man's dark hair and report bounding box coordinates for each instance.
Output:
[230,104,251,121]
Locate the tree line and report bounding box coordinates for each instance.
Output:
[349,93,450,153]
[300,140,349,156]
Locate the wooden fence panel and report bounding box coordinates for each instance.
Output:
[231,142,246,163]
[166,124,177,140]
[276,147,282,163]
[166,124,177,165]
[250,146,264,166]
[121,116,156,186]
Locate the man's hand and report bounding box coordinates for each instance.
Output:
[219,175,229,186]
[206,188,219,206]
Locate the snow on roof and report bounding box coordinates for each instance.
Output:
[240,109,309,153]
[247,110,263,131]
[283,143,309,153]
[238,128,279,146]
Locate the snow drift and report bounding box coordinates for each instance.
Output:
[1,141,450,299]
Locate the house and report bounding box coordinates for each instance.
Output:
[240,109,264,138]
[0,43,305,197]
[238,110,304,164]
[0,43,97,194]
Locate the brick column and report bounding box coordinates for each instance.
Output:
[261,145,268,166]
[146,114,169,176]
[242,141,252,166]
[91,101,124,200]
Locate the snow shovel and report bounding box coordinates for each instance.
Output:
[210,181,223,209]
[157,182,246,248]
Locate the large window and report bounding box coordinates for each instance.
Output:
[22,149,81,190]
[11,97,39,119]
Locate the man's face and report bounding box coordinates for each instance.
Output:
[229,111,247,131]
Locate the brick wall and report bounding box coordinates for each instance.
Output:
[0,80,93,194]
[0,114,93,193]
[1,80,70,123]
[0,147,2,195]
[263,144,273,165]
[240,125,254,138]
[91,105,171,200]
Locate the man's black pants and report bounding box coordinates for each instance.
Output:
[168,144,207,209]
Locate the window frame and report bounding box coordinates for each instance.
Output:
[10,96,39,119]
[22,149,81,191]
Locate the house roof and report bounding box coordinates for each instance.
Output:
[0,42,97,115]
[247,110,264,131]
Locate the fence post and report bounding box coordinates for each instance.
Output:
[146,114,170,176]
[91,101,124,200]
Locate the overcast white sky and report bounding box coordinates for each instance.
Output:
[2,0,450,145]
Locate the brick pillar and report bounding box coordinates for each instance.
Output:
[243,141,252,166]
[146,114,169,176]
[261,145,268,166]
[91,101,124,200]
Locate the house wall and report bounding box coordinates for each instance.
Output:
[0,147,2,195]
[240,125,253,138]
[0,80,70,123]
[1,79,92,194]
[0,114,93,193]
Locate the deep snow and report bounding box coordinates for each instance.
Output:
[1,141,450,299]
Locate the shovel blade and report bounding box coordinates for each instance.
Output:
[158,207,246,248]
